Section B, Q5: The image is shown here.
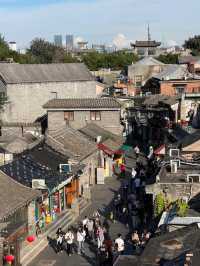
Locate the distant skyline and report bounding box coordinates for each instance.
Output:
[0,0,199,49]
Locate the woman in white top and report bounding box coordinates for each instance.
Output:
[77,228,86,255]
[115,234,125,255]
[65,229,74,256]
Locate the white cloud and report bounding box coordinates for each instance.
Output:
[74,36,84,45]
[165,40,178,47]
[112,33,132,49]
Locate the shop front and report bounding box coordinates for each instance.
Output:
[98,140,124,179]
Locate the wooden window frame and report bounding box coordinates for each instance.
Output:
[64,111,74,121]
[90,111,101,121]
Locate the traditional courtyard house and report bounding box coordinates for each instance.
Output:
[177,130,200,159]
[0,171,40,266]
[0,63,104,123]
[143,65,200,123]
[43,97,122,135]
[79,123,124,180]
[146,160,200,205]
[179,55,200,75]
[140,224,200,266]
[128,57,166,92]
[126,95,179,147]
[0,144,85,227]
[45,126,98,197]
[115,224,200,265]
[143,64,200,96]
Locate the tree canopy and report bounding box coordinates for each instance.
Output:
[184,35,200,55]
[156,53,179,64]
[27,38,78,64]
[0,34,138,70]
[82,51,138,71]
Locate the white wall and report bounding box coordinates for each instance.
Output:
[2,81,102,122]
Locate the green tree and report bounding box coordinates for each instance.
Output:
[0,34,10,61]
[184,35,200,55]
[82,51,138,71]
[156,53,179,64]
[176,199,188,217]
[154,193,165,217]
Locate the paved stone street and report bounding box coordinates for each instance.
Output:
[28,172,133,266]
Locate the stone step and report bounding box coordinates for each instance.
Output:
[21,210,74,266]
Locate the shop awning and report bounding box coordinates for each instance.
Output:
[120,145,132,152]
[98,142,124,156]
[154,144,166,155]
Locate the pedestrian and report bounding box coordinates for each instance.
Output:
[103,218,110,233]
[114,195,122,221]
[120,163,126,179]
[104,236,113,264]
[56,227,63,238]
[65,228,74,256]
[77,227,86,255]
[56,232,64,253]
[82,216,89,237]
[131,230,140,251]
[134,176,141,196]
[97,226,105,249]
[134,145,140,157]
[87,218,94,241]
[98,243,109,266]
[131,205,140,231]
[35,220,42,237]
[114,234,125,255]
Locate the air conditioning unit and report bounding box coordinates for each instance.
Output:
[171,161,178,173]
[169,149,180,158]
[32,179,46,189]
[59,164,72,173]
[186,174,200,183]
[170,159,180,168]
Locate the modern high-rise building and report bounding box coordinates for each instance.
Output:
[66,35,73,51]
[54,35,63,47]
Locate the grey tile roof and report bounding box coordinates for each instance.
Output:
[141,224,200,265]
[48,127,97,161]
[0,145,84,191]
[79,123,122,142]
[43,97,121,109]
[0,63,94,84]
[178,129,200,148]
[132,40,161,47]
[153,64,200,80]
[135,56,164,66]
[0,170,41,220]
[143,95,178,106]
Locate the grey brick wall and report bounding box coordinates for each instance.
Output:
[2,81,101,123]
[48,109,122,135]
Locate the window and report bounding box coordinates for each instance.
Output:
[64,111,74,121]
[90,111,101,121]
[135,75,142,87]
[175,87,185,94]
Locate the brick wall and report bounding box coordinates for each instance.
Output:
[160,81,200,96]
[2,81,102,123]
[146,182,200,201]
[48,110,122,135]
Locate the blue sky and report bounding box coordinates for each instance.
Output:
[0,0,199,49]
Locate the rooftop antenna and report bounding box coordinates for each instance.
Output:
[148,24,151,42]
[146,23,151,57]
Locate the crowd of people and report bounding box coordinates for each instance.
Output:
[52,210,125,266]
[50,145,155,265]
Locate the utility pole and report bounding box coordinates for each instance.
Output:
[147,24,151,56]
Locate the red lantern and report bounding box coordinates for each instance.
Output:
[26,235,35,243]
[5,254,14,263]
